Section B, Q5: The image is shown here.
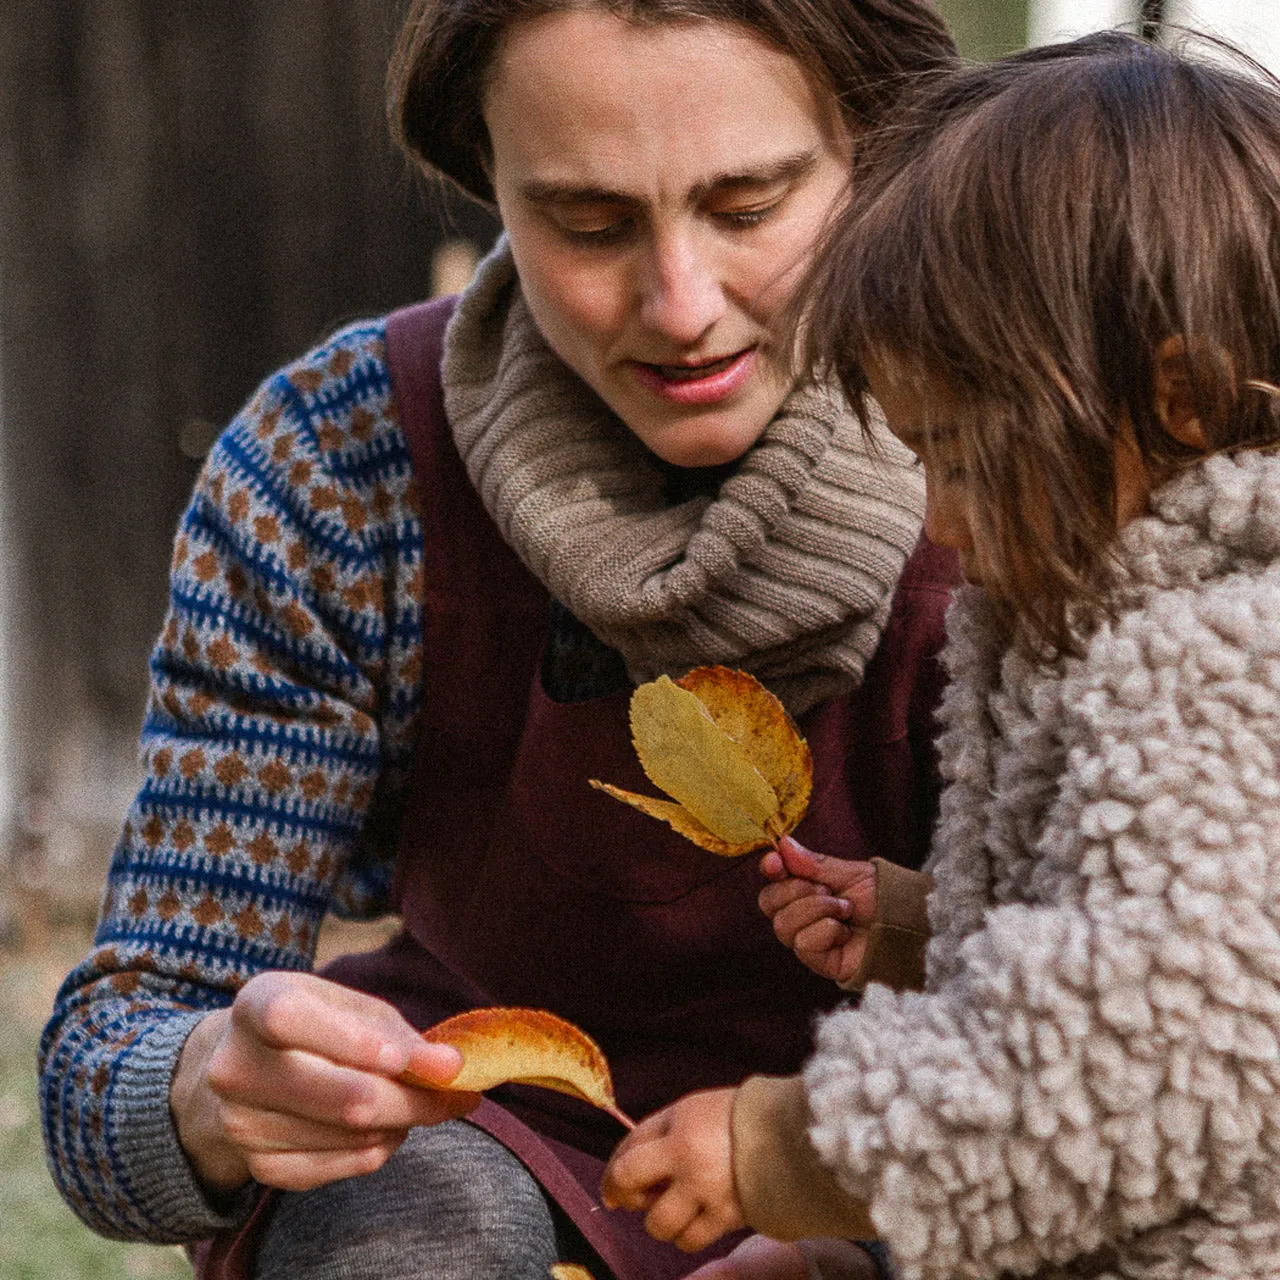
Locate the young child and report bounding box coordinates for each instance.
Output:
[602,31,1280,1280]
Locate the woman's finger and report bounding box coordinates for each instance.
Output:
[209,1035,472,1134]
[215,1096,408,1153]
[243,1137,406,1193]
[232,972,454,1079]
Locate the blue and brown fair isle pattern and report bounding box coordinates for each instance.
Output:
[38,318,430,1241]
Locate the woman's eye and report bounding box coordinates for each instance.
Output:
[716,200,783,229]
[555,211,634,245]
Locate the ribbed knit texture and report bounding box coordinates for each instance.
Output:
[39,320,424,1240]
[803,449,1280,1280]
[444,239,927,714]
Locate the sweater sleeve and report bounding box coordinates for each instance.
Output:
[798,580,1280,1279]
[37,320,427,1242]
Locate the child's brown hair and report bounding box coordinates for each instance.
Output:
[806,30,1280,655]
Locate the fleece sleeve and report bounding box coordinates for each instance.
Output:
[837,859,933,995]
[37,321,427,1242]
[800,580,1280,1279]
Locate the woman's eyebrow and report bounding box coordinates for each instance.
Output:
[690,150,819,201]
[517,180,635,206]
[517,151,820,207]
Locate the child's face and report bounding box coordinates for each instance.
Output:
[864,361,992,587]
[867,359,1161,597]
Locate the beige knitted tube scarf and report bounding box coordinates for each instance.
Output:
[441,238,926,715]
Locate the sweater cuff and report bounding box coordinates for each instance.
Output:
[109,1011,259,1239]
[838,859,932,994]
[731,1074,875,1241]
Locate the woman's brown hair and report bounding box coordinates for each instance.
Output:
[805,30,1280,656]
[389,0,957,205]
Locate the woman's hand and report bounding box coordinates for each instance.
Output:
[601,1088,744,1253]
[759,837,878,986]
[170,971,479,1195]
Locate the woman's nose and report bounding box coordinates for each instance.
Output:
[638,236,726,344]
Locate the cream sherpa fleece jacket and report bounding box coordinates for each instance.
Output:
[733,448,1280,1279]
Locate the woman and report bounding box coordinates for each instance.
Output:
[39,1,957,1277]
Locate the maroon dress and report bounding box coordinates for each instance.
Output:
[196,298,958,1280]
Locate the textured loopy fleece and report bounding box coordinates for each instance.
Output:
[38,321,425,1241]
[804,448,1280,1279]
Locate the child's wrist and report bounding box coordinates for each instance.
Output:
[731,1074,875,1242]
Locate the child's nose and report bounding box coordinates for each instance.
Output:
[923,489,971,552]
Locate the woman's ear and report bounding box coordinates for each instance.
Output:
[1152,335,1228,451]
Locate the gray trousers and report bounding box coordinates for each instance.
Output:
[255,1120,593,1279]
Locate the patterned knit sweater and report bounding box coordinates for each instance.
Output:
[38,320,427,1240]
[734,448,1280,1279]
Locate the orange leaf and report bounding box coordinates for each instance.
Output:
[550,1267,597,1280]
[590,665,812,855]
[403,1007,633,1129]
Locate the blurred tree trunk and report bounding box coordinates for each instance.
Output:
[0,1,496,895]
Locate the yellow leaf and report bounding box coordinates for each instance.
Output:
[629,675,779,845]
[587,781,764,857]
[590,666,812,856]
[550,1266,596,1280]
[678,666,812,839]
[402,1007,633,1129]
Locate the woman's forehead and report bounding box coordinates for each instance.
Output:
[482,8,842,192]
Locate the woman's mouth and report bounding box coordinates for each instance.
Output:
[629,348,757,405]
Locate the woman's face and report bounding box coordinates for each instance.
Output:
[483,10,851,467]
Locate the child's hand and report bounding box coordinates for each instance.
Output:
[601,1087,744,1253]
[759,836,878,986]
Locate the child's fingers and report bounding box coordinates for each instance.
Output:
[775,835,833,882]
[643,1185,702,1245]
[601,1129,671,1209]
[769,894,853,948]
[646,1191,743,1254]
[775,838,876,905]
[760,848,786,881]
[758,876,824,920]
[793,914,857,958]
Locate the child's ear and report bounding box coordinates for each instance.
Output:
[1151,335,1228,451]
